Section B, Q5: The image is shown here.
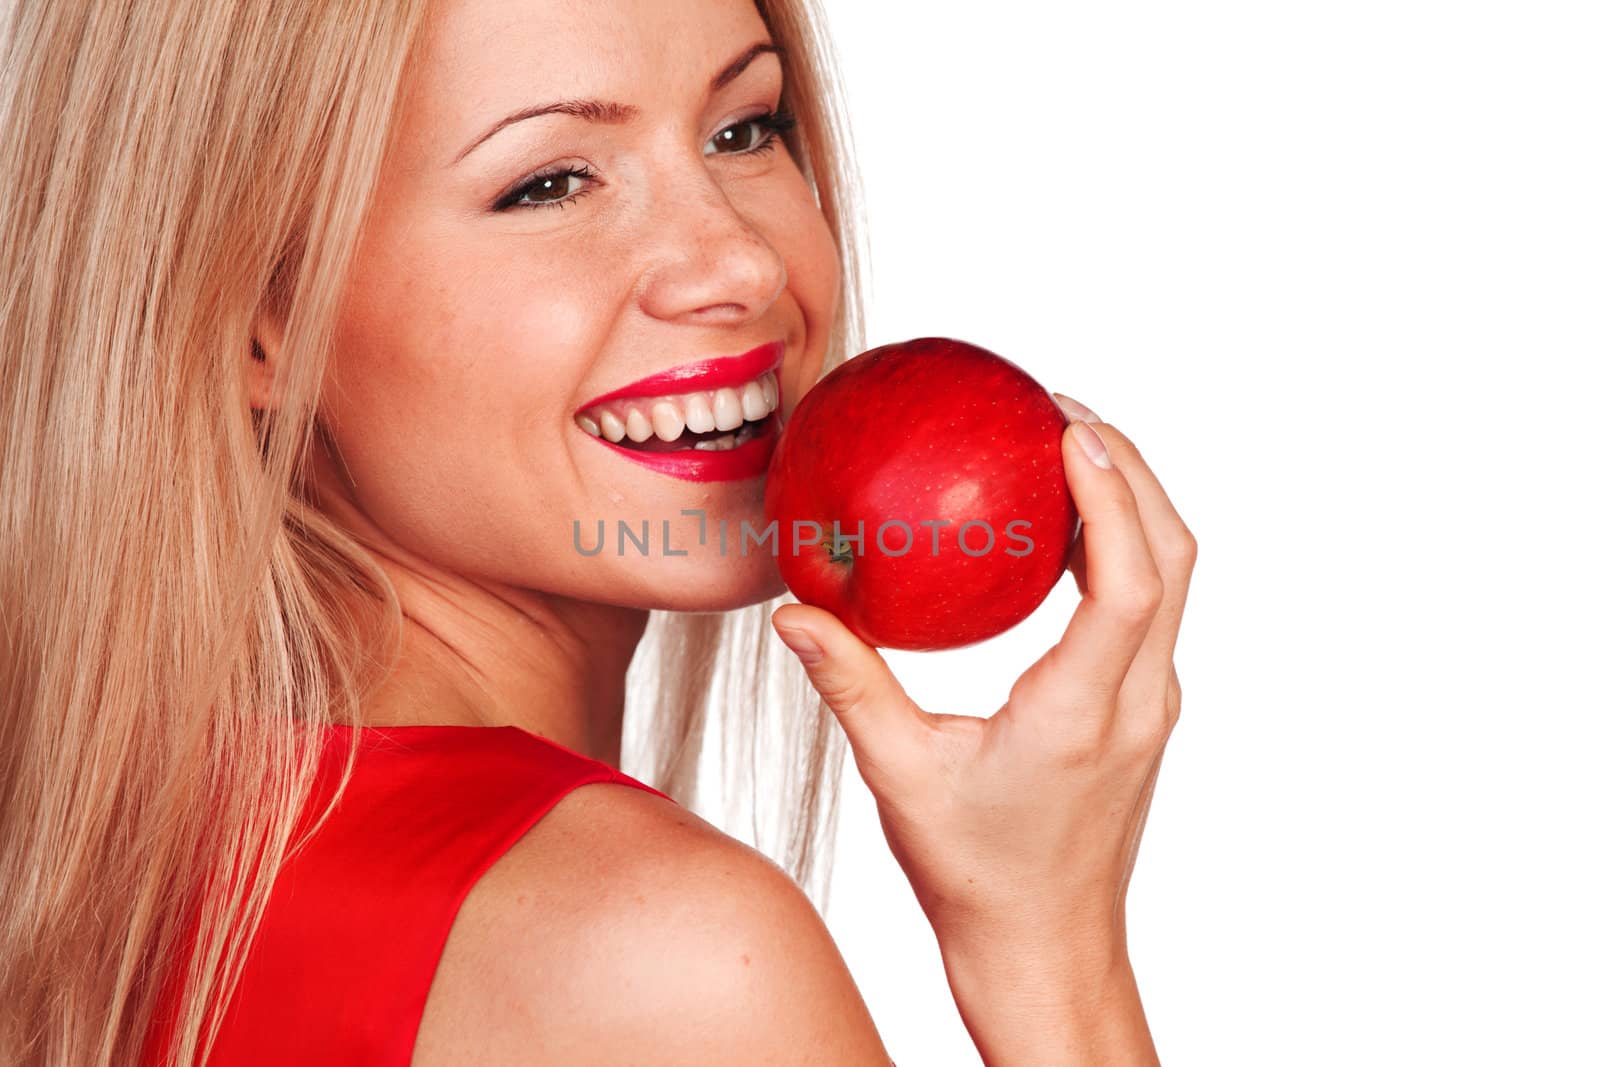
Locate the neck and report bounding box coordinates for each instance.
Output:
[306,433,648,767]
[359,582,648,768]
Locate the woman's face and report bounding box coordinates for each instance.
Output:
[314,0,840,611]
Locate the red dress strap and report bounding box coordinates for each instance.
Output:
[142,724,673,1066]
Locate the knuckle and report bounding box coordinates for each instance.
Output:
[1118,711,1171,756]
[1052,716,1118,769]
[1113,574,1165,621]
[821,674,871,716]
[1155,525,1198,571]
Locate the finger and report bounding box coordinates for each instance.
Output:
[1084,422,1198,711]
[771,603,928,785]
[1065,521,1088,598]
[1005,418,1164,729]
[1054,393,1091,575]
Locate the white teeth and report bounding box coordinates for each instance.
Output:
[740,381,766,422]
[650,400,685,442]
[598,409,627,442]
[684,393,717,433]
[580,369,780,447]
[711,388,743,432]
[624,407,654,443]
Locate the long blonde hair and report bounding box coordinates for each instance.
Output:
[0,0,869,1062]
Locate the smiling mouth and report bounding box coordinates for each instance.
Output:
[607,414,774,452]
[575,369,781,453]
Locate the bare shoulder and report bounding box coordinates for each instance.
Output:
[411,779,894,1066]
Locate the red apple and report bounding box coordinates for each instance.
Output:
[764,337,1078,651]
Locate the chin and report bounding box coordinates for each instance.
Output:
[636,552,789,613]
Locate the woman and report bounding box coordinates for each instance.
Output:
[0,0,1196,1063]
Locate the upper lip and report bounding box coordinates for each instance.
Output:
[578,341,785,412]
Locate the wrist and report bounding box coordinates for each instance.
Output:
[937,931,1157,1067]
[940,929,1131,1010]
[932,896,1130,985]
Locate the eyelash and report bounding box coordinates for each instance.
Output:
[494,108,798,213]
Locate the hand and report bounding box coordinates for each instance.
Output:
[771,395,1197,964]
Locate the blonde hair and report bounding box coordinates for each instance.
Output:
[0,0,869,1062]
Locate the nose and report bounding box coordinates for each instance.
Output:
[635,166,788,326]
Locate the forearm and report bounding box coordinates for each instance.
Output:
[938,935,1159,1066]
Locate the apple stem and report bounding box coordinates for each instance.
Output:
[826,534,853,566]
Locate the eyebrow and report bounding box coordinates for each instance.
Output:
[450,41,783,167]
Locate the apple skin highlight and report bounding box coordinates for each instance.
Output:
[764,337,1078,651]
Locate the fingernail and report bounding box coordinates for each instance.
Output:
[1070,419,1113,470]
[774,625,823,662]
[1052,393,1101,423]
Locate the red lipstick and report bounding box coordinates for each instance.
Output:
[579,340,787,484]
[579,341,784,411]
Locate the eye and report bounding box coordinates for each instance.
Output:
[704,108,797,156]
[494,163,598,213]
[495,109,799,214]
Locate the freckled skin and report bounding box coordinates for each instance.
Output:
[309,0,840,611]
[764,339,1074,651]
[250,0,843,745]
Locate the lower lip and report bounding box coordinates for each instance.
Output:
[591,409,784,483]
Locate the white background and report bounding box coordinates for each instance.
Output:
[808,2,1600,1063]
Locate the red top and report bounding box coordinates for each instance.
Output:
[141,723,674,1066]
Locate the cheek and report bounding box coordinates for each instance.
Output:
[327,271,518,459]
[326,219,619,449]
[314,232,621,570]
[756,162,843,405]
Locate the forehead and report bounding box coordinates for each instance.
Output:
[401,0,772,150]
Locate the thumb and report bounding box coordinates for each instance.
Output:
[771,603,926,782]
